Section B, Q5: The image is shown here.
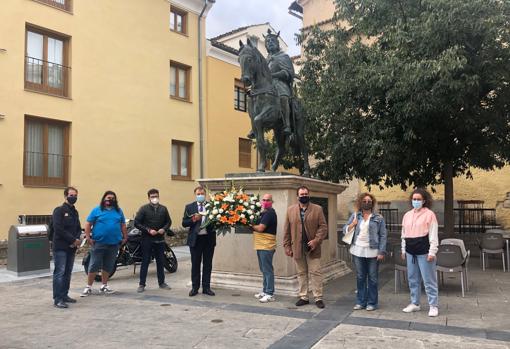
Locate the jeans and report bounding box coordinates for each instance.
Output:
[406,253,438,307]
[139,238,166,286]
[256,249,275,295]
[53,249,76,303]
[353,255,379,307]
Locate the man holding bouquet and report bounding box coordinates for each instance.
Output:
[182,186,216,297]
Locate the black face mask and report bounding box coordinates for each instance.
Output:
[298,196,310,204]
[67,196,78,205]
[361,202,373,211]
[104,199,115,206]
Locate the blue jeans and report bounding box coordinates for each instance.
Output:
[406,253,438,307]
[53,249,76,303]
[139,239,166,286]
[257,250,275,296]
[353,255,379,307]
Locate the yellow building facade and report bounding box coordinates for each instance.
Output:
[0,0,215,239]
[291,0,510,227]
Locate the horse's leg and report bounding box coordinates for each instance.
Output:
[296,115,311,177]
[253,115,266,172]
[271,126,285,172]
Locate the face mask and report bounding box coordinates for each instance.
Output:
[104,199,114,206]
[67,196,77,205]
[298,196,310,204]
[261,201,272,209]
[196,195,205,203]
[361,202,372,211]
[150,198,159,205]
[412,200,423,209]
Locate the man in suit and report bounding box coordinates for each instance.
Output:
[182,186,216,297]
[283,185,328,309]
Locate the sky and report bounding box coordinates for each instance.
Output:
[206,0,302,56]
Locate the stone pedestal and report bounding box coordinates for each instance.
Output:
[198,174,350,296]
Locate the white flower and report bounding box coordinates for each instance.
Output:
[250,215,255,220]
[239,199,244,204]
[247,209,253,215]
[250,205,255,209]
[219,209,224,214]
[208,214,214,220]
[216,214,222,219]
[249,196,256,202]
[243,202,249,207]
[256,202,261,207]
[214,201,219,205]
[212,209,218,215]
[205,203,211,208]
[255,212,260,216]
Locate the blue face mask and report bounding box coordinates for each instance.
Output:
[412,200,423,209]
[196,194,205,203]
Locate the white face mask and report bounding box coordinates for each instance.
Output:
[150,198,159,205]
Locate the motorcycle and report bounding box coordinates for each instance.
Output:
[82,220,178,282]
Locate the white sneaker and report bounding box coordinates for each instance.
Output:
[402,304,421,313]
[428,306,439,317]
[80,286,92,297]
[254,292,266,299]
[259,294,275,303]
[100,284,115,294]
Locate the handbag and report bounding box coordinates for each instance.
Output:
[342,213,356,244]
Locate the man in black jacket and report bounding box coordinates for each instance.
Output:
[52,186,81,309]
[135,188,172,292]
[182,186,216,296]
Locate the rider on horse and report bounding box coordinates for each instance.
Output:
[247,29,294,139]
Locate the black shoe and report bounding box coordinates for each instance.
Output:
[315,300,325,309]
[159,283,171,290]
[203,289,215,296]
[54,301,68,309]
[295,299,309,307]
[63,296,77,303]
[189,289,199,297]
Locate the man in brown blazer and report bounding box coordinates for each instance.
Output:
[283,185,328,308]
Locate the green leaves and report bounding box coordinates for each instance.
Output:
[300,0,510,189]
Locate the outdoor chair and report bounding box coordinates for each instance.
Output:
[441,238,470,289]
[436,244,469,297]
[393,245,407,293]
[480,232,506,272]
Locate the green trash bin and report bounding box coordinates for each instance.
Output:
[7,224,50,276]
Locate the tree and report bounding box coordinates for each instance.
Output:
[299,0,510,235]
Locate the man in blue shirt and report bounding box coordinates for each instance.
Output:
[81,190,127,297]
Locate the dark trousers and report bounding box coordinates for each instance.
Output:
[53,249,76,303]
[139,238,166,286]
[189,235,215,290]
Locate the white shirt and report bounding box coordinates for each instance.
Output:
[197,202,207,235]
[349,214,378,258]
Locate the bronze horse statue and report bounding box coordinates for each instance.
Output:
[238,39,310,177]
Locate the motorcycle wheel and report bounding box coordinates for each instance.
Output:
[164,244,178,273]
[82,250,118,282]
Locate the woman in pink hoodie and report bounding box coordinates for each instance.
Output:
[400,188,439,317]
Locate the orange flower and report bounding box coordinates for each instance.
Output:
[221,203,229,210]
[235,205,245,212]
[231,213,240,222]
[215,194,224,201]
[241,218,247,224]
[220,216,228,223]
[228,210,236,216]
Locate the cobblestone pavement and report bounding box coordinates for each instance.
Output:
[0,250,509,349]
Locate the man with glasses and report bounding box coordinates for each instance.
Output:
[283,186,328,308]
[134,188,172,292]
[251,193,278,303]
[52,186,81,308]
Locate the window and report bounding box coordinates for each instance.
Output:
[239,138,252,168]
[234,79,247,112]
[171,141,192,180]
[24,115,70,187]
[33,0,72,12]
[25,26,70,97]
[170,7,187,34]
[170,61,191,101]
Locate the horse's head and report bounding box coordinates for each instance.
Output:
[238,38,265,88]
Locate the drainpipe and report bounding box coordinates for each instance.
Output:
[198,0,209,179]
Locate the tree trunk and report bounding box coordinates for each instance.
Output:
[443,161,455,237]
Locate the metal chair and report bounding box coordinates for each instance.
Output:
[436,244,469,297]
[480,232,506,272]
[441,238,470,289]
[393,245,407,293]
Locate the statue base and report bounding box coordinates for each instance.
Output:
[199,174,350,297]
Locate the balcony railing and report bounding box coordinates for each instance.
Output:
[24,151,70,186]
[25,56,70,97]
